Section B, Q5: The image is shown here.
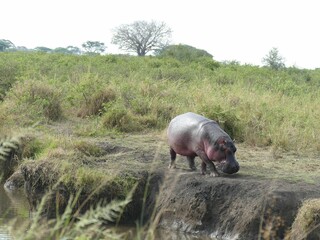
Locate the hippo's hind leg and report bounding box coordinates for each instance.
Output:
[169,147,177,169]
[187,156,197,171]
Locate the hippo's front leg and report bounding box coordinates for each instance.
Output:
[201,162,206,175]
[169,148,177,169]
[196,150,220,177]
[187,156,197,171]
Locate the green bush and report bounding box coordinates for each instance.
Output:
[4,80,63,124]
[102,104,138,132]
[0,55,20,100]
[200,105,243,141]
[77,87,117,117]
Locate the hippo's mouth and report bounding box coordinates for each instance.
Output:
[221,155,240,174]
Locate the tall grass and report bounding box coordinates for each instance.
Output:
[289,199,320,239]
[0,52,320,152]
[14,185,136,240]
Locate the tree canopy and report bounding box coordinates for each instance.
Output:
[112,20,172,56]
[0,39,15,52]
[34,47,52,53]
[66,46,82,55]
[81,41,106,55]
[157,44,213,61]
[52,46,82,55]
[262,47,285,70]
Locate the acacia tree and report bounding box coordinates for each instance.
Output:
[82,41,106,55]
[112,20,172,56]
[0,39,15,51]
[262,47,285,70]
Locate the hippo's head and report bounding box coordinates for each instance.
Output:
[215,138,240,174]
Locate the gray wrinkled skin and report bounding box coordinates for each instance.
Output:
[167,112,239,176]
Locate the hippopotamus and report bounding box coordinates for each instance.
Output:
[167,112,239,176]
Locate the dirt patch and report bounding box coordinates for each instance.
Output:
[97,141,131,154]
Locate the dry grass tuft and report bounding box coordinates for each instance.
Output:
[289,199,320,240]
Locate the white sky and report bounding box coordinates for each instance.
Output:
[1,0,319,69]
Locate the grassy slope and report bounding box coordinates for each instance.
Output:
[0,52,320,187]
[1,52,320,239]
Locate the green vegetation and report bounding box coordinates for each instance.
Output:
[0,51,319,152]
[262,47,286,70]
[158,44,213,61]
[15,187,135,240]
[81,41,106,55]
[0,136,21,181]
[1,51,320,239]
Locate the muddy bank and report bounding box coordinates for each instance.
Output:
[155,170,320,239]
[5,164,320,239]
[2,135,320,239]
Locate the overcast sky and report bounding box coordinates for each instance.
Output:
[2,0,319,69]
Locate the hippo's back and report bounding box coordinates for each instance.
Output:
[167,112,229,149]
[167,112,213,145]
[169,112,212,129]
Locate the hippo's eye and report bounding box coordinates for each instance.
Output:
[219,145,226,151]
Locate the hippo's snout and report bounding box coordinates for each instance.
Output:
[222,162,240,174]
[222,153,240,174]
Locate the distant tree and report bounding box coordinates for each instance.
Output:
[156,44,220,70]
[262,47,285,70]
[157,44,213,61]
[112,20,172,56]
[66,46,82,55]
[82,41,106,55]
[34,47,52,53]
[0,39,15,52]
[16,46,29,51]
[51,46,82,55]
[221,60,240,66]
[52,47,70,54]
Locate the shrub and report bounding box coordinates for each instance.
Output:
[4,80,63,123]
[102,104,139,132]
[21,135,44,159]
[77,88,117,117]
[0,56,20,100]
[101,100,161,132]
[200,105,243,141]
